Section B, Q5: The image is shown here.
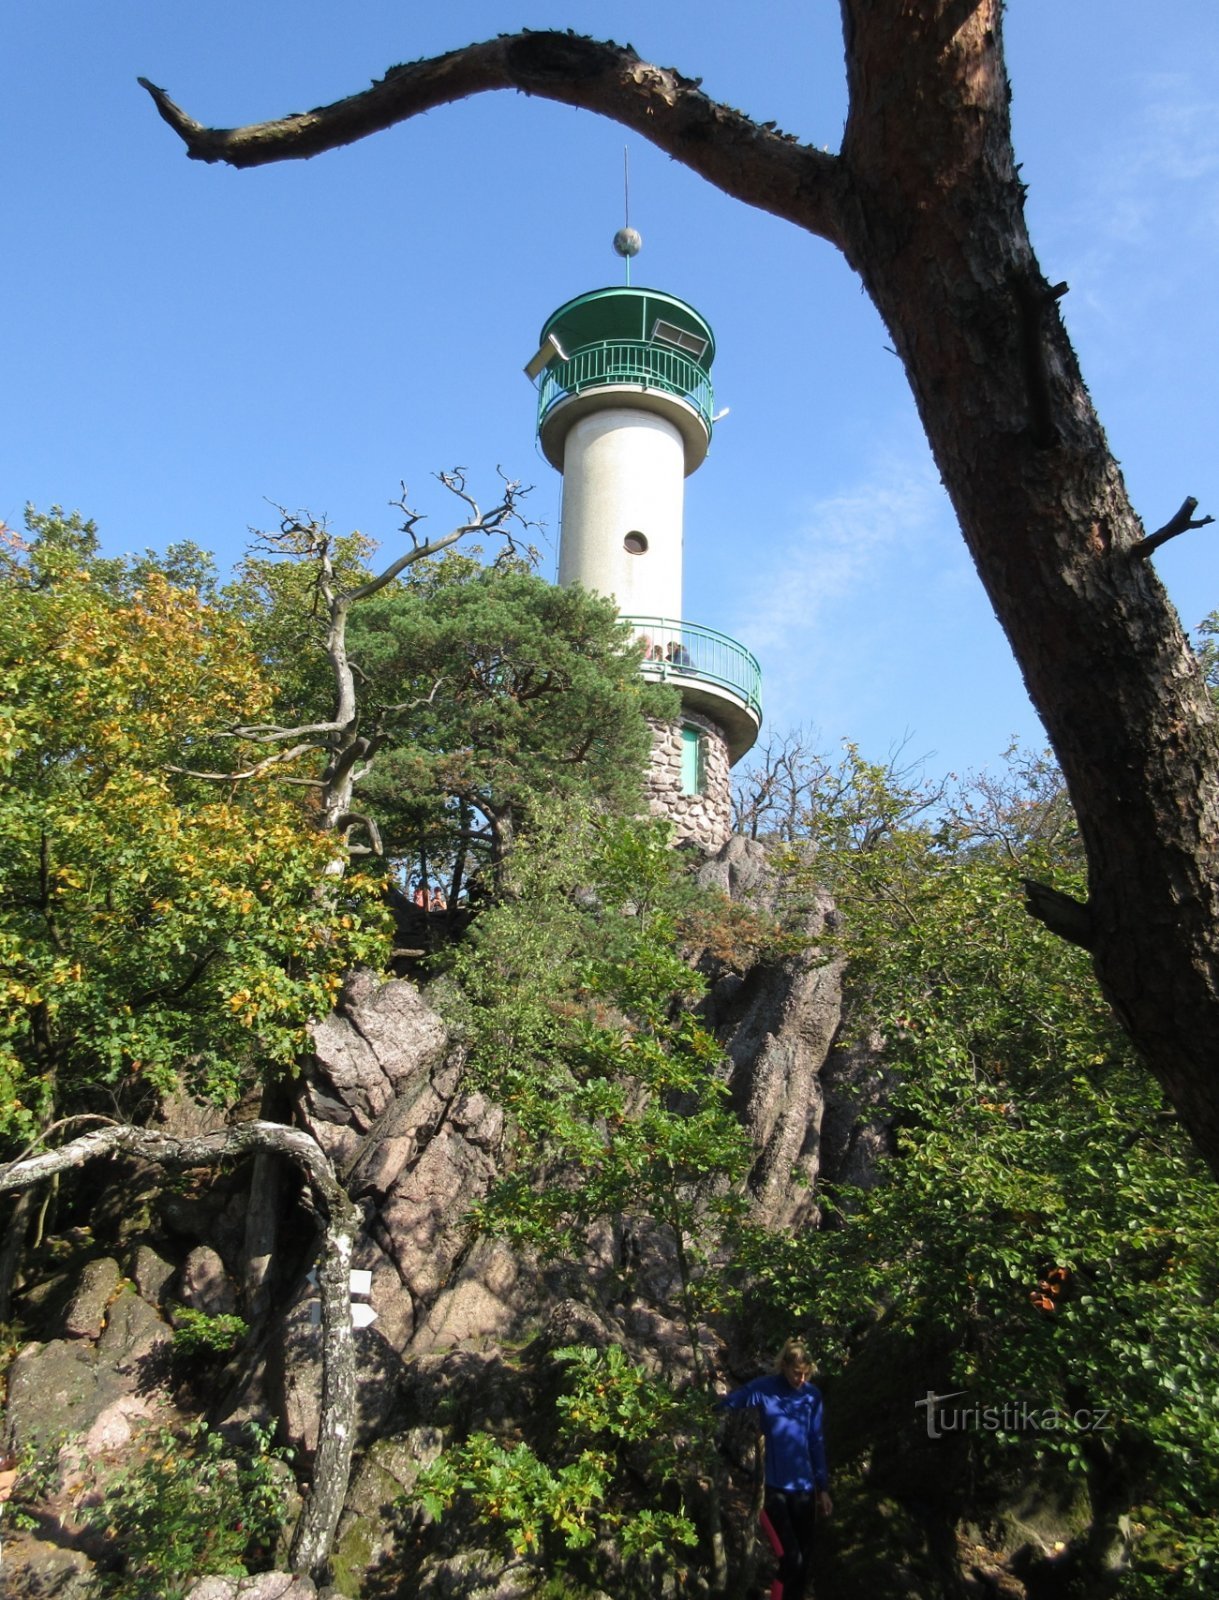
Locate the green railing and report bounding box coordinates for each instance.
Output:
[537,340,714,436]
[623,616,762,722]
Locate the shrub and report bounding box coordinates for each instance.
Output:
[86,1419,288,1598]
[170,1306,249,1363]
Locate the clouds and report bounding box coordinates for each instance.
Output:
[720,440,1039,769]
[1087,75,1215,248]
[1026,64,1219,315]
[735,455,944,661]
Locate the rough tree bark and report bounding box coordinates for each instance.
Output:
[0,1120,359,1580]
[136,7,1219,1174]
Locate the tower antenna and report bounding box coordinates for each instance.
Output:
[613,145,642,284]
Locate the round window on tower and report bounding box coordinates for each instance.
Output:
[623,531,648,555]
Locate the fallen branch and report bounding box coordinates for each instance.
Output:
[0,1119,360,1580]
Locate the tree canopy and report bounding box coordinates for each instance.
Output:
[0,509,388,1146]
[740,745,1219,1593]
[345,555,675,884]
[222,517,675,896]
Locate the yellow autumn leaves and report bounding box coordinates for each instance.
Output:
[0,550,390,1144]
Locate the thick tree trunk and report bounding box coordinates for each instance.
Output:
[137,10,1219,1170]
[290,1176,358,1578]
[837,0,1219,1165]
[0,1121,360,1581]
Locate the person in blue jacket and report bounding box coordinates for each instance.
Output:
[718,1337,832,1600]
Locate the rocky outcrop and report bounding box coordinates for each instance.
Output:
[302,970,451,1170]
[186,1578,353,1600]
[1,1262,178,1597]
[817,1028,898,1191]
[61,1255,121,1339]
[299,973,529,1361]
[5,1336,142,1457]
[697,836,846,1229]
[263,974,534,1463]
[694,834,906,1220]
[129,1240,176,1305]
[179,1244,239,1317]
[0,839,894,1599]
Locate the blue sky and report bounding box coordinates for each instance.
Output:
[5,2,1218,784]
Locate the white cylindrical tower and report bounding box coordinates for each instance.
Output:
[527,280,762,848]
[557,407,685,617]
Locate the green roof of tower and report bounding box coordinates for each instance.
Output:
[539,286,715,372]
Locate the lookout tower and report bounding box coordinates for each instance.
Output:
[526,255,762,848]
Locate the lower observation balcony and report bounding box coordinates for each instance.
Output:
[624,616,762,764]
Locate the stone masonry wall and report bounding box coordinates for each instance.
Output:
[645,711,732,849]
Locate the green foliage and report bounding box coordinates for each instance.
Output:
[85,1419,289,1598]
[223,524,377,729]
[5,506,220,602]
[347,556,676,887]
[554,1342,709,1518]
[410,1343,700,1586]
[1195,610,1219,706]
[170,1306,249,1363]
[222,534,674,897]
[422,807,757,1590]
[0,510,390,1145]
[741,744,1219,1592]
[414,1432,610,1558]
[446,805,751,1364]
[1,1436,66,1536]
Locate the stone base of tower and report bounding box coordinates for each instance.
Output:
[645,712,732,850]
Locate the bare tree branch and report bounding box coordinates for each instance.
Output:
[1135,496,1215,560]
[6,1112,120,1171]
[334,810,383,855]
[138,34,847,247]
[343,471,528,602]
[380,678,445,717]
[226,723,349,742]
[182,474,531,856]
[1022,879,1095,951]
[169,741,319,779]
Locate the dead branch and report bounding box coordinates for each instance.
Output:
[345,471,522,602]
[175,474,532,855]
[1135,496,1215,560]
[230,722,349,741]
[333,809,383,856]
[380,679,445,718]
[0,1119,359,1579]
[6,1113,120,1171]
[138,34,846,246]
[168,741,319,779]
[1022,879,1095,950]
